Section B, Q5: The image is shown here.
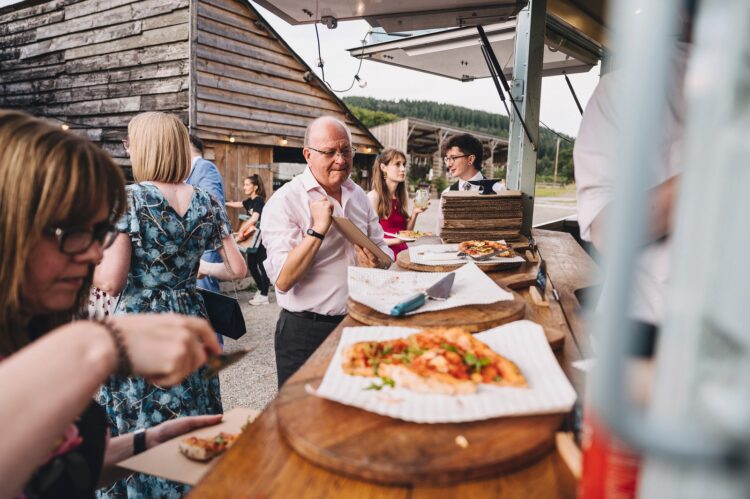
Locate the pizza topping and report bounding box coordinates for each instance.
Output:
[179,431,239,462]
[341,328,527,394]
[457,240,514,260]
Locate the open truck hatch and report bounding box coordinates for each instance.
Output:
[347,18,598,82]
[254,0,527,32]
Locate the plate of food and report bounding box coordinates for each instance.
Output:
[396,230,433,242]
[457,240,515,261]
[312,321,577,423]
[342,327,527,395]
[117,407,257,485]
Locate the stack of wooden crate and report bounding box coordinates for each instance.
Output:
[439,190,524,242]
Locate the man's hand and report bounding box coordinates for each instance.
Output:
[355,245,381,268]
[309,198,333,234]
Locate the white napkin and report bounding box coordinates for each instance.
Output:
[409,243,526,266]
[348,262,514,316]
[312,320,577,423]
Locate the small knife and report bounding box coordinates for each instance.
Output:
[389,273,455,316]
[202,347,254,379]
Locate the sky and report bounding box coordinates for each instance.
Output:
[251,2,602,138]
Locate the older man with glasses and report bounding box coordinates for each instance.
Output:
[262,116,393,387]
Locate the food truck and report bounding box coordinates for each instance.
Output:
[191,1,749,496]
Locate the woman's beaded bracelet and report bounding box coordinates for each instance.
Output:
[98,320,132,377]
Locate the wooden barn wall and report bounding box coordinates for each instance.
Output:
[371,119,409,154]
[0,0,190,177]
[193,0,380,151]
[212,141,273,229]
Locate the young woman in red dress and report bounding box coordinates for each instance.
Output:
[366,148,428,257]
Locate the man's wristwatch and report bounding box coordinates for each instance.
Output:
[133,428,147,455]
[306,228,325,241]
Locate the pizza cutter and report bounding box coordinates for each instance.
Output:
[389,272,455,316]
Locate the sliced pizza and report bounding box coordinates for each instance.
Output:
[398,230,433,239]
[457,240,514,259]
[341,328,526,395]
[179,432,239,462]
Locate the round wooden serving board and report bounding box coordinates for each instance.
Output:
[276,381,564,485]
[347,291,526,334]
[397,249,524,273]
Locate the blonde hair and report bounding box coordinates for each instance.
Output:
[372,148,409,219]
[0,110,126,356]
[128,112,191,183]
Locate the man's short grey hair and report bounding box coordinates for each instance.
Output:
[304,116,353,147]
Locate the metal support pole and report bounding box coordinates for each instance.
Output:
[506,0,546,234]
[553,137,560,185]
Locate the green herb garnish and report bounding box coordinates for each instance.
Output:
[464,352,491,373]
[441,342,458,353]
[365,376,396,391]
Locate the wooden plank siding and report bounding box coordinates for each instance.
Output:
[194,0,381,151]
[0,0,190,178]
[213,142,273,229]
[0,0,380,195]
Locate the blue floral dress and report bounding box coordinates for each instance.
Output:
[97,183,230,498]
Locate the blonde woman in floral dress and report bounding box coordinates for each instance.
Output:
[94,112,246,497]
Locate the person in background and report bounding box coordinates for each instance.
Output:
[226,174,272,305]
[436,133,507,234]
[262,116,393,387]
[187,135,227,296]
[574,39,689,352]
[366,148,428,257]
[94,112,246,497]
[0,110,223,498]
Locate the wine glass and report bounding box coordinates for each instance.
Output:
[414,188,430,210]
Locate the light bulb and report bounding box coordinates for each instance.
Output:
[355,75,368,88]
[61,124,70,130]
[229,135,235,143]
[280,137,288,146]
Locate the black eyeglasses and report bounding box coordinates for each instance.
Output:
[443,154,470,165]
[306,146,357,159]
[43,221,118,255]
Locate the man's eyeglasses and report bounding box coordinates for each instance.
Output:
[307,146,357,159]
[43,221,118,255]
[443,154,470,165]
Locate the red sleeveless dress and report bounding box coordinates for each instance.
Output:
[379,197,408,257]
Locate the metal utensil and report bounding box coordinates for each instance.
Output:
[202,348,254,379]
[535,258,548,298]
[389,272,455,316]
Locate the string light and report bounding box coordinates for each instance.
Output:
[280,137,288,146]
[60,124,70,130]
[354,75,367,88]
[228,134,236,143]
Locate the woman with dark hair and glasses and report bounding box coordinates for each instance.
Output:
[0,110,224,498]
[93,112,246,497]
[226,174,272,305]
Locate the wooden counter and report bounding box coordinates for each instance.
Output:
[190,230,599,499]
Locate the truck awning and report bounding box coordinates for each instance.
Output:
[347,18,599,82]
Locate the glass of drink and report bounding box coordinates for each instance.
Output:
[414,188,430,210]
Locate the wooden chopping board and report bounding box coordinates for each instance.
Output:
[346,289,526,334]
[397,248,524,273]
[276,387,564,485]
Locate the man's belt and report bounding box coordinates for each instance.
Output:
[284,309,346,324]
